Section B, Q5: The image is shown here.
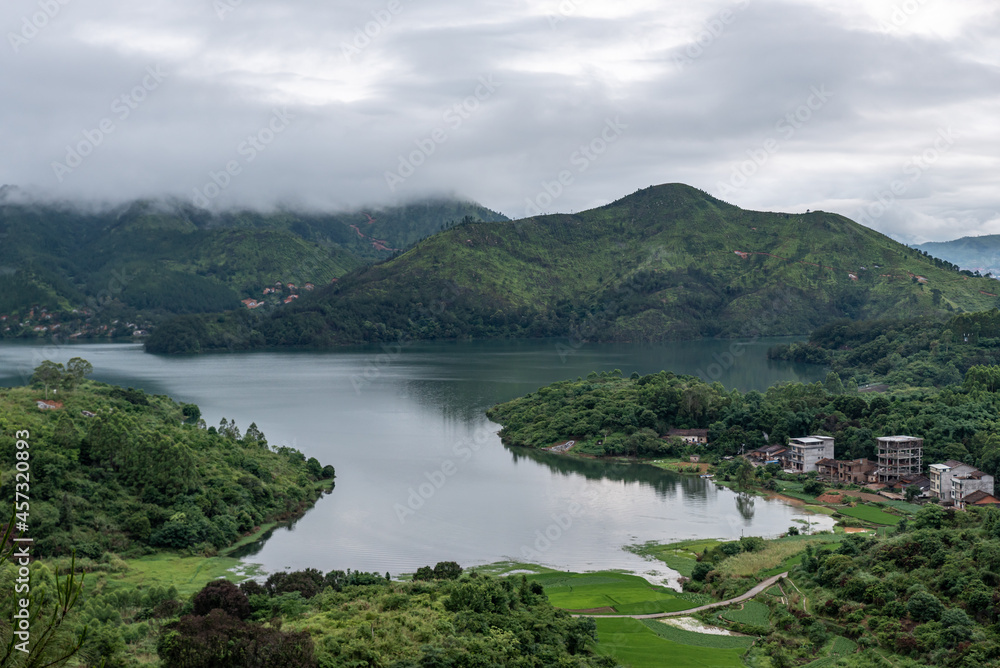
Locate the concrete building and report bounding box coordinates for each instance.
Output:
[877,436,923,482]
[928,460,977,501]
[953,469,995,508]
[786,435,835,473]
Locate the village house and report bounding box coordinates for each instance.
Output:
[817,458,877,484]
[785,435,835,473]
[747,444,788,466]
[304,283,315,291]
[928,460,979,501]
[957,490,1000,510]
[952,469,995,507]
[663,428,709,445]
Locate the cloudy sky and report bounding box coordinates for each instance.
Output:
[1,0,998,242]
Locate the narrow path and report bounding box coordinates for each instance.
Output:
[572,572,788,619]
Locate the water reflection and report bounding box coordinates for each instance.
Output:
[736,493,756,521]
[509,446,713,501]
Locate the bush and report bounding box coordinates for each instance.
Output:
[692,562,713,582]
[193,580,250,620]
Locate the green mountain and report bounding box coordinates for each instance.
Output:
[0,192,505,338]
[146,183,1000,354]
[915,235,1000,277]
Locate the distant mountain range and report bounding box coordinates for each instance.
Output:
[145,184,1000,354]
[0,189,505,338]
[915,236,1000,278]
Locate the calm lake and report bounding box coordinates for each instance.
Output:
[0,337,831,582]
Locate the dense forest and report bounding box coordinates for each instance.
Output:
[146,184,1000,354]
[0,360,335,559]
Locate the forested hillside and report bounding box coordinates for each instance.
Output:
[0,191,504,339]
[0,361,335,559]
[770,309,1000,388]
[147,183,1000,354]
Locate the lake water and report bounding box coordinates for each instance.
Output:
[0,337,831,582]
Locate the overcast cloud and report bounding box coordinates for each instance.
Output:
[1,0,998,242]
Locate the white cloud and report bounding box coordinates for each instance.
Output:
[0,0,997,240]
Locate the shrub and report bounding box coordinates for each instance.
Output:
[193,579,250,620]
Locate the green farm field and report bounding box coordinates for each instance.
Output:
[595,618,748,668]
[718,600,772,626]
[836,504,902,525]
[528,571,700,614]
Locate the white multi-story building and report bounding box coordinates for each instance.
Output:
[786,435,835,473]
[928,460,976,501]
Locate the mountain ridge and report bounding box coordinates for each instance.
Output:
[145,183,1000,353]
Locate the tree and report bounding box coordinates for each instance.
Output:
[432,561,463,580]
[63,357,93,389]
[31,360,64,399]
[905,485,921,503]
[193,580,251,620]
[914,504,946,530]
[804,479,825,496]
[907,591,944,622]
[691,562,713,581]
[824,372,845,395]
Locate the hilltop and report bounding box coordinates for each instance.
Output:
[147,183,1000,353]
